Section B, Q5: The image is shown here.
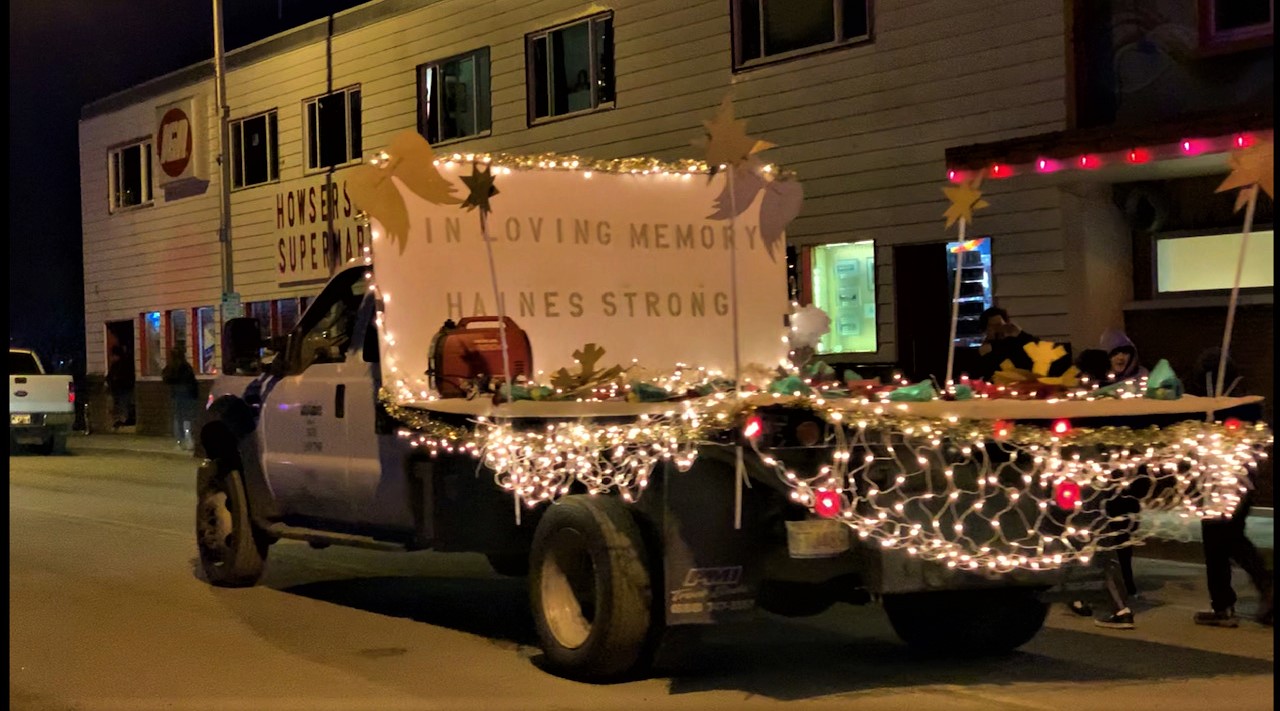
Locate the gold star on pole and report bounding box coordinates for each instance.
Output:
[1216,141,1274,212]
[942,172,990,230]
[692,96,774,176]
[460,162,499,215]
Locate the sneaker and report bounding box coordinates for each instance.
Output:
[1069,600,1093,617]
[1094,608,1135,629]
[1193,608,1239,627]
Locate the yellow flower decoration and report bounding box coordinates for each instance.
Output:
[1215,140,1274,212]
[942,172,990,230]
[692,96,774,176]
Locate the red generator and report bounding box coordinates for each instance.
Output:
[429,317,533,397]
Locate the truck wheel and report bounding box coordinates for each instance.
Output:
[196,467,269,587]
[883,588,1047,655]
[529,495,654,681]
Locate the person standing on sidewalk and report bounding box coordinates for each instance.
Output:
[106,346,135,428]
[161,348,199,450]
[1195,483,1274,627]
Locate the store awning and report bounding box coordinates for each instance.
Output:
[945,108,1273,183]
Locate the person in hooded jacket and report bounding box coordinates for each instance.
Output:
[1098,328,1148,384]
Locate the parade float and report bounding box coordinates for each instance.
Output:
[350,99,1272,575]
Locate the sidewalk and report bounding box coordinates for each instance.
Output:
[67,431,198,459]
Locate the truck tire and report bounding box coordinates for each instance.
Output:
[529,495,654,681]
[196,467,269,587]
[883,588,1047,655]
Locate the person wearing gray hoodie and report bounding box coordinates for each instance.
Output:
[1098,328,1148,384]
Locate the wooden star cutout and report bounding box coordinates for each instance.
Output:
[942,173,990,230]
[1216,141,1274,212]
[460,163,499,214]
[692,96,774,174]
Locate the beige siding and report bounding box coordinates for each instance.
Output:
[80,0,1068,373]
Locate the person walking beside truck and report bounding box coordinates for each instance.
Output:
[162,348,199,450]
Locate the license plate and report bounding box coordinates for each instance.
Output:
[11,414,32,425]
[785,519,851,559]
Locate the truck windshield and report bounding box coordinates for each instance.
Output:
[9,351,42,375]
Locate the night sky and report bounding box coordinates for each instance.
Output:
[9,0,364,375]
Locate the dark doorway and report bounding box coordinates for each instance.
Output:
[105,319,136,426]
[892,243,952,383]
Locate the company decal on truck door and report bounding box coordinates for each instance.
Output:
[300,404,324,452]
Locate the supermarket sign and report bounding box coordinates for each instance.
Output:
[273,176,369,287]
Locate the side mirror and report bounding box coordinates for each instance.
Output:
[222,317,263,375]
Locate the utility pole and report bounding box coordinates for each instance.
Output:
[213,0,239,316]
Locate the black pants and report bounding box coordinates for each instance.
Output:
[1200,491,1271,613]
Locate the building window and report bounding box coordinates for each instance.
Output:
[231,110,278,189]
[109,140,153,211]
[167,309,190,362]
[245,300,274,342]
[304,87,362,170]
[419,49,491,144]
[1156,230,1274,294]
[196,306,218,374]
[734,0,871,68]
[1200,0,1274,51]
[527,13,614,123]
[947,239,994,348]
[809,240,877,354]
[141,311,164,376]
[277,298,302,334]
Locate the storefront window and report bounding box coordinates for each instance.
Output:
[277,298,301,334]
[196,306,218,374]
[947,238,994,348]
[141,311,164,375]
[1156,230,1274,293]
[810,240,877,354]
[246,300,273,341]
[167,309,189,361]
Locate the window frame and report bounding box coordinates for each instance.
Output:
[139,311,165,377]
[107,137,155,213]
[302,86,363,173]
[731,0,874,72]
[525,12,616,125]
[230,109,280,190]
[418,47,493,146]
[1198,0,1274,54]
[195,305,219,375]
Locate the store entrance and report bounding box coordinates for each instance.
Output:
[892,243,950,383]
[105,319,136,427]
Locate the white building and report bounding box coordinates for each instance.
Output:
[79,0,1272,442]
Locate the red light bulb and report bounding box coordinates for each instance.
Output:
[743,416,763,439]
[992,419,1013,440]
[991,164,1008,178]
[1224,418,1242,431]
[814,490,843,519]
[1127,148,1150,164]
[1052,419,1071,435]
[1054,480,1082,510]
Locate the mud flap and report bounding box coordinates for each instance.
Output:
[660,447,765,626]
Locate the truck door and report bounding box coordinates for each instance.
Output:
[339,296,414,530]
[260,267,367,522]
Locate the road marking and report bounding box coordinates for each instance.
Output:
[10,504,189,540]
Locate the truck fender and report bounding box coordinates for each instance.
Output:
[200,395,279,524]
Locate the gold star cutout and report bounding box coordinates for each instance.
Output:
[692,96,774,175]
[1216,141,1274,212]
[460,162,499,215]
[942,173,990,230]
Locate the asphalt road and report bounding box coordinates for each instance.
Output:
[9,446,1275,711]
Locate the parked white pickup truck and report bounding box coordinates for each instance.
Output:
[9,348,74,454]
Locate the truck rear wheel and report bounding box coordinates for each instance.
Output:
[196,467,269,587]
[529,495,654,681]
[883,588,1047,655]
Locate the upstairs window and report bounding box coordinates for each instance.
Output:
[231,110,278,189]
[527,13,615,123]
[1200,0,1274,51]
[304,87,362,170]
[734,0,871,69]
[109,139,153,211]
[419,48,492,145]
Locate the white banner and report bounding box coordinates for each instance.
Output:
[371,166,793,398]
